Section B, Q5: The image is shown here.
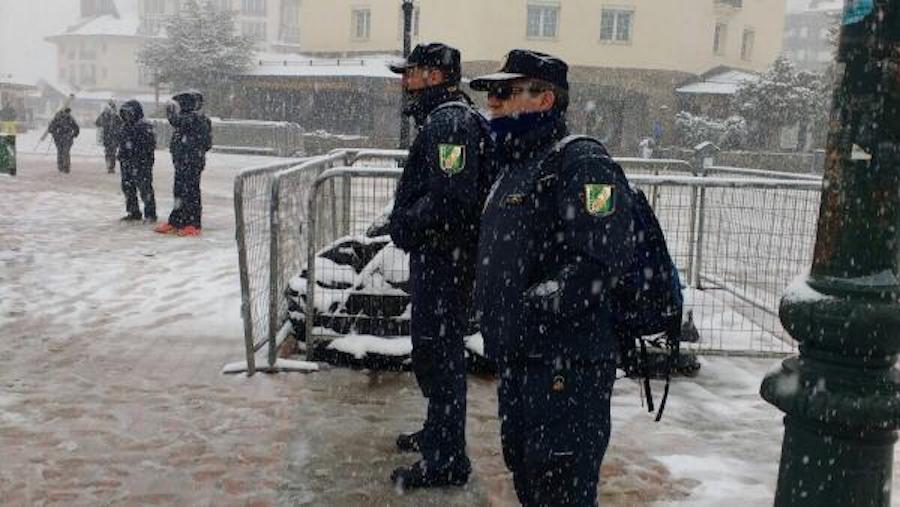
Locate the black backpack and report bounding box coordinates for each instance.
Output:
[550,135,689,421]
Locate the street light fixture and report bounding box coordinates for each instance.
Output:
[398,0,414,149]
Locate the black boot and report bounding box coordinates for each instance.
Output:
[390,457,471,490]
[396,430,423,453]
[120,214,142,221]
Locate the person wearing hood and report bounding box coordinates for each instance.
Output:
[95,99,122,173]
[48,107,79,174]
[385,42,494,491]
[154,90,212,236]
[116,100,157,222]
[472,50,636,506]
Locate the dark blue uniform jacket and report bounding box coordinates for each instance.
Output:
[168,109,211,171]
[476,114,636,367]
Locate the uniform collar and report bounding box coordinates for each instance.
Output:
[405,84,471,126]
[490,110,568,163]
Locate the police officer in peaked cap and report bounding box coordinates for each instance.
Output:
[472,49,636,505]
[386,42,494,490]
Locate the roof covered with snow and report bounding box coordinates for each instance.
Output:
[676,68,759,95]
[47,0,141,40]
[244,54,402,80]
[0,75,36,90]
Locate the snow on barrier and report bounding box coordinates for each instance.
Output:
[235,150,824,375]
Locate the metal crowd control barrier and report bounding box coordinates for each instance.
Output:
[236,149,826,375]
[299,167,824,359]
[304,166,404,355]
[234,149,408,375]
[235,159,310,375]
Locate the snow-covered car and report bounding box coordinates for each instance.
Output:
[285,211,489,371]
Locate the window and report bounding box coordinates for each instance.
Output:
[799,26,808,38]
[242,0,266,17]
[79,41,97,60]
[138,66,155,87]
[81,0,115,17]
[143,0,165,15]
[397,4,420,40]
[819,27,830,39]
[80,64,96,86]
[600,8,633,43]
[352,8,371,40]
[527,4,559,39]
[796,49,807,60]
[141,0,167,35]
[713,22,727,55]
[741,28,754,60]
[280,0,301,43]
[101,67,107,79]
[818,50,832,62]
[242,21,267,41]
[210,0,232,10]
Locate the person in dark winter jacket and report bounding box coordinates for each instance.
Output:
[117,100,157,222]
[95,100,123,173]
[154,90,212,236]
[386,42,493,491]
[472,50,637,507]
[48,108,79,173]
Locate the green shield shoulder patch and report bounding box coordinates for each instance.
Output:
[584,184,615,216]
[438,144,465,175]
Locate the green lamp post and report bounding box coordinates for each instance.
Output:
[760,1,900,506]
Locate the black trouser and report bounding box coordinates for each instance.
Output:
[408,254,471,469]
[498,359,616,507]
[55,141,72,173]
[168,164,202,228]
[121,163,156,219]
[104,144,117,172]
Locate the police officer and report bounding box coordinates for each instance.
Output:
[154,90,212,236]
[471,50,636,506]
[95,100,122,173]
[386,42,491,490]
[117,100,157,222]
[48,108,79,174]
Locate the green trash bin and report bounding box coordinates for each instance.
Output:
[0,134,16,176]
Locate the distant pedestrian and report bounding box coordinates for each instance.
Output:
[154,90,212,237]
[95,100,123,173]
[117,100,157,223]
[48,108,79,174]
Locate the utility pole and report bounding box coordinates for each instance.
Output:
[761,1,900,506]
[399,0,413,149]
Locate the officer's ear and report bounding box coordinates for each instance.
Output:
[427,68,448,87]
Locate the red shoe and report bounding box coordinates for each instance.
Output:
[177,225,202,237]
[154,222,176,234]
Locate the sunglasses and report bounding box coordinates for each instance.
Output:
[486,84,549,100]
[486,85,530,100]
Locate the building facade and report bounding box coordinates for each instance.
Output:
[283,0,786,150]
[782,0,839,72]
[45,0,305,97]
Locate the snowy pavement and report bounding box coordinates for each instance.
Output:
[1,148,899,506]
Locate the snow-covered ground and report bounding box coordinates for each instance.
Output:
[1,146,899,506]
